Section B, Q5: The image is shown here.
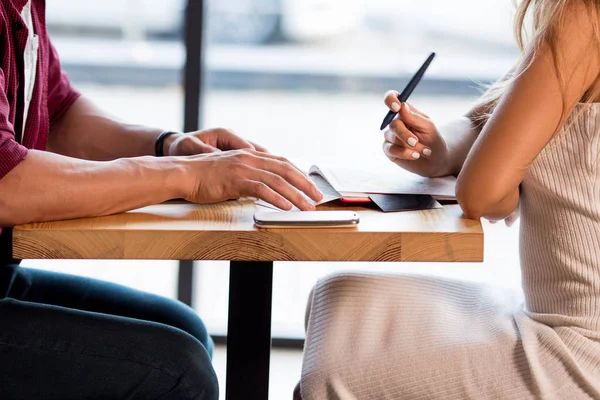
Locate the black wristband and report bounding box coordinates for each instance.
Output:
[155,131,179,157]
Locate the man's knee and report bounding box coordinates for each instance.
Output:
[150,325,219,399]
[181,351,219,400]
[139,294,213,356]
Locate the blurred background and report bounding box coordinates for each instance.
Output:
[25,0,523,397]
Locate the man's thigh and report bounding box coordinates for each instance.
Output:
[0,298,218,400]
[1,263,213,355]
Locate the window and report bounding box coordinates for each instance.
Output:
[23,1,187,298]
[194,0,522,338]
[26,0,523,341]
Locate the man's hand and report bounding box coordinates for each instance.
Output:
[163,127,323,210]
[180,149,323,211]
[165,128,268,156]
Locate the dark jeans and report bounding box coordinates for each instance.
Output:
[0,264,218,399]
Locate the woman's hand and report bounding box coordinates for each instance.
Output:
[382,91,451,177]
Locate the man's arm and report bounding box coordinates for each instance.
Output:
[0,150,182,226]
[1,42,323,226]
[45,39,171,161]
[0,147,323,226]
[45,39,264,162]
[47,95,165,160]
[47,94,273,160]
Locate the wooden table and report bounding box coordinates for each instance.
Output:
[12,199,483,400]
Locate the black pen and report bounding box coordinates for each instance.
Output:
[380,52,436,131]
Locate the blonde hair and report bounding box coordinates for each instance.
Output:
[476,0,600,122]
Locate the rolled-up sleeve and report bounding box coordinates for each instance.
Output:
[47,41,80,124]
[0,68,27,180]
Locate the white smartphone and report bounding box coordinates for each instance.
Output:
[254,211,360,228]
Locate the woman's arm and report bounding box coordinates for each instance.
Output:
[382,69,514,178]
[443,67,519,176]
[456,3,600,220]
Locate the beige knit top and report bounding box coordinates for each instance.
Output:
[521,104,600,330]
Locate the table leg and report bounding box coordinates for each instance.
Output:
[226,261,273,400]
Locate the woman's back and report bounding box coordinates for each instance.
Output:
[521,105,600,329]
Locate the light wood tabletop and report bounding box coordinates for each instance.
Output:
[12,199,483,262]
[11,198,484,400]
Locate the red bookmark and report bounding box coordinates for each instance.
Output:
[340,197,372,204]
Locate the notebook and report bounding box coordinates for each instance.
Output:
[257,165,456,212]
[308,165,457,202]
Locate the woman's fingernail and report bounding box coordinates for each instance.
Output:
[391,102,401,112]
[412,152,420,159]
[404,103,412,113]
[423,148,432,157]
[407,137,418,147]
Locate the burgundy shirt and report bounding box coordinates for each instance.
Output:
[0,0,80,259]
[0,0,80,180]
